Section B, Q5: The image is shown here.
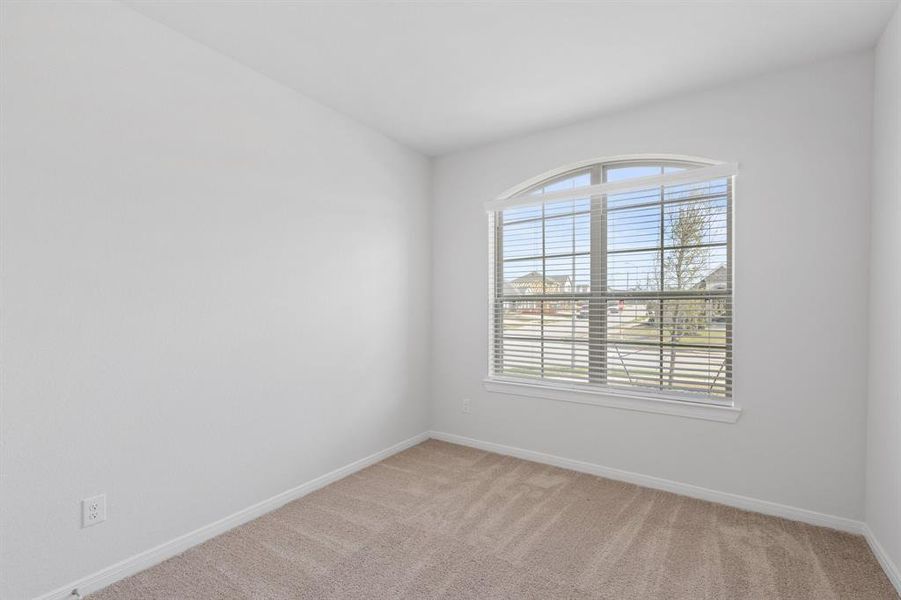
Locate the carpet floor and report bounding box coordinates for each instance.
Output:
[90,440,898,599]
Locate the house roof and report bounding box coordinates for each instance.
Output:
[512,271,572,284]
[695,265,728,289]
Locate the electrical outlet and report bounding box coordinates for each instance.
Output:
[462,398,471,414]
[82,494,106,528]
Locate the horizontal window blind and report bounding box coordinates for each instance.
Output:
[488,161,735,403]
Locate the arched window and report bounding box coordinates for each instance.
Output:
[486,157,736,406]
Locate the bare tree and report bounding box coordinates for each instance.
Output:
[646,202,711,387]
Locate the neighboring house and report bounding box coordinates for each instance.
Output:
[508,271,573,295]
[503,271,574,313]
[694,264,728,291]
[695,264,729,322]
[647,264,729,325]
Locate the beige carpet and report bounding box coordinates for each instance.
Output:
[90,440,897,599]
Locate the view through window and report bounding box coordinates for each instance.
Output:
[489,160,733,402]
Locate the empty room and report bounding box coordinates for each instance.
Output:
[2,1,900,598]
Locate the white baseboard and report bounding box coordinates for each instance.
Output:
[863,524,901,596]
[34,431,430,600]
[429,431,864,534]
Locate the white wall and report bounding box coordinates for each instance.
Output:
[0,2,430,598]
[431,53,874,521]
[866,3,901,585]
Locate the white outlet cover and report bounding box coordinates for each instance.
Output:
[82,494,107,528]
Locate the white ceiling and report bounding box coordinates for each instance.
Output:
[126,1,898,156]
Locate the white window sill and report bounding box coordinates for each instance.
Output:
[482,378,742,423]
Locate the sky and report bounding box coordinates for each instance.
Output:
[500,165,729,294]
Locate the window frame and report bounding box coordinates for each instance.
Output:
[487,157,739,422]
